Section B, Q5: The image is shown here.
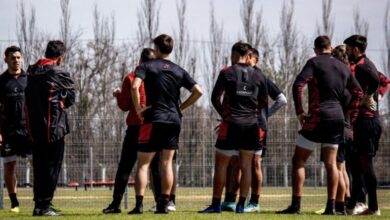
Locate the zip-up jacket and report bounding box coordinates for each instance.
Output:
[25,58,75,143]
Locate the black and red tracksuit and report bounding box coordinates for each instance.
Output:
[293,53,363,144]
[25,58,75,210]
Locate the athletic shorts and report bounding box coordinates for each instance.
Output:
[1,134,32,163]
[353,117,382,157]
[137,122,181,152]
[215,122,263,151]
[296,134,338,151]
[299,119,344,146]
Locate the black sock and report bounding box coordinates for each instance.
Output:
[211,197,221,207]
[169,194,176,204]
[111,196,121,208]
[291,196,301,210]
[237,196,246,207]
[326,199,335,211]
[249,194,259,204]
[9,193,19,208]
[335,201,345,212]
[135,195,143,208]
[225,193,236,203]
[345,197,350,205]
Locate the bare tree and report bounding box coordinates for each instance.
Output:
[137,0,160,48]
[173,0,190,68]
[384,2,390,112]
[316,0,334,39]
[352,6,369,36]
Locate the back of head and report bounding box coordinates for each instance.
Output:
[4,45,22,57]
[153,34,173,54]
[332,45,349,65]
[231,41,252,57]
[140,48,155,63]
[45,40,66,59]
[343,35,367,53]
[314,35,331,50]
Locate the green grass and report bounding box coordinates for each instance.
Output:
[0,187,389,219]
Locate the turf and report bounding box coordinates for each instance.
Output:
[0,187,389,219]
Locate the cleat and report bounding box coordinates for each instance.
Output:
[358,208,381,216]
[314,208,325,215]
[102,204,121,214]
[347,202,367,215]
[10,206,20,213]
[155,205,168,214]
[149,203,157,212]
[49,202,62,213]
[220,202,236,212]
[322,209,336,215]
[167,201,176,211]
[199,205,221,213]
[128,205,143,214]
[276,205,301,214]
[40,208,60,216]
[32,208,41,216]
[244,202,260,213]
[235,204,244,213]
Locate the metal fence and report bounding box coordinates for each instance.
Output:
[1,111,390,209]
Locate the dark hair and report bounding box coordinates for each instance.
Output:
[343,35,367,53]
[231,41,252,56]
[250,48,259,57]
[140,48,155,63]
[4,46,22,57]
[332,45,349,65]
[45,40,66,58]
[153,34,173,54]
[314,35,331,50]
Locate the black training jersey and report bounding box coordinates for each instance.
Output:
[0,70,28,137]
[211,63,268,125]
[349,55,380,118]
[135,59,197,124]
[293,53,363,131]
[257,77,283,130]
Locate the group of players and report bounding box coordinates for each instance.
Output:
[0,33,388,216]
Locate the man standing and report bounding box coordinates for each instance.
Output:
[278,36,363,215]
[102,48,158,214]
[131,34,202,214]
[0,46,32,213]
[25,40,75,216]
[344,35,382,216]
[200,42,268,214]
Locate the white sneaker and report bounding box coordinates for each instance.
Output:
[167,201,176,211]
[346,202,367,215]
[358,208,381,216]
[149,203,157,212]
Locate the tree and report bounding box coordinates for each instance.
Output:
[384,2,390,112]
[352,6,369,36]
[316,0,334,39]
[137,0,160,48]
[173,0,190,69]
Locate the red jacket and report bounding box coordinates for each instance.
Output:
[116,73,146,125]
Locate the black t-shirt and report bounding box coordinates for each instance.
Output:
[211,63,268,125]
[0,70,28,137]
[258,78,283,129]
[135,59,197,124]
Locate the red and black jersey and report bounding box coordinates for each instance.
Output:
[349,55,380,118]
[115,73,146,126]
[293,53,363,131]
[0,70,28,137]
[211,63,268,125]
[378,72,390,97]
[135,59,197,124]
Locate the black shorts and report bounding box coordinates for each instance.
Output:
[137,122,181,152]
[1,134,32,158]
[300,119,344,144]
[215,122,262,151]
[353,117,382,157]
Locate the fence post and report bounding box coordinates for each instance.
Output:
[89,146,93,189]
[124,186,128,209]
[0,158,3,209]
[26,160,31,187]
[263,165,267,186]
[283,163,288,187]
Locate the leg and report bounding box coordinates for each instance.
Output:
[244,154,261,212]
[156,149,175,213]
[359,156,378,212]
[335,162,346,214]
[223,156,240,203]
[150,153,161,203]
[322,146,339,214]
[292,146,312,197]
[4,160,19,209]
[236,149,254,213]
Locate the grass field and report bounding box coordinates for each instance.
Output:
[0,187,389,219]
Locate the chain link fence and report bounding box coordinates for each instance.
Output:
[1,111,390,210]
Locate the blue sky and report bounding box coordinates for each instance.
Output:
[0,0,389,72]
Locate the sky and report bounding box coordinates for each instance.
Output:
[0,0,389,72]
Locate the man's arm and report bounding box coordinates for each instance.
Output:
[180,84,203,112]
[211,72,226,117]
[266,78,287,117]
[346,74,364,124]
[58,71,75,108]
[131,77,144,115]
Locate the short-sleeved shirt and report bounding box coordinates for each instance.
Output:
[211,63,268,125]
[0,70,28,137]
[258,78,283,130]
[135,59,197,124]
